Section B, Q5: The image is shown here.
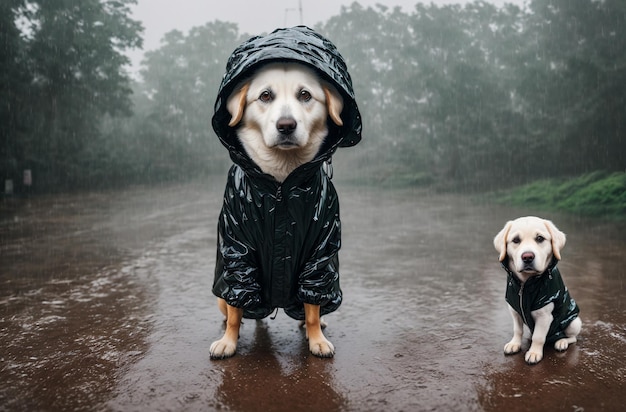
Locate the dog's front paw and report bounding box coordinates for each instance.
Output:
[524,349,544,364]
[309,336,335,358]
[554,338,571,352]
[504,340,522,355]
[210,338,237,360]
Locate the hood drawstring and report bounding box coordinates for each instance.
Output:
[323,158,333,180]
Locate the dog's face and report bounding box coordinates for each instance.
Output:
[494,216,566,279]
[226,62,343,181]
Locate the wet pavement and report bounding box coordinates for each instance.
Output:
[1,180,625,411]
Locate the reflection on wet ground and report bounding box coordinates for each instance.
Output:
[1,181,625,411]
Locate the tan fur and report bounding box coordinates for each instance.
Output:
[227,83,249,127]
[324,87,343,127]
[209,298,243,359]
[494,216,581,364]
[210,63,344,360]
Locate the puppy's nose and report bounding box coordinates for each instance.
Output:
[276,117,297,135]
[521,252,535,263]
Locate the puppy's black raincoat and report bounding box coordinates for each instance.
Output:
[211,27,362,320]
[502,258,580,343]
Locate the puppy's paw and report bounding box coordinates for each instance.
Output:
[210,338,237,360]
[309,337,335,358]
[524,350,543,364]
[504,340,522,355]
[554,338,570,352]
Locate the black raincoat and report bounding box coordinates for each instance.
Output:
[502,258,580,344]
[211,27,362,320]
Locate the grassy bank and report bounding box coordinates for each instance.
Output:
[496,171,626,219]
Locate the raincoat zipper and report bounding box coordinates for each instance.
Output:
[519,282,529,326]
[271,185,285,307]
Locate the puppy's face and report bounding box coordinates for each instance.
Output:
[494,216,566,278]
[226,63,343,181]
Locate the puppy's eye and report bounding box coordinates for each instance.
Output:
[298,89,312,102]
[536,235,545,243]
[511,236,521,244]
[259,90,273,103]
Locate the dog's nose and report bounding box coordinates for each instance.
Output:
[521,252,535,263]
[276,117,297,135]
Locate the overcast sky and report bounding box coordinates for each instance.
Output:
[127,0,526,74]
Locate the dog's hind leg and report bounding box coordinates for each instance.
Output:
[555,316,582,351]
[304,303,334,358]
[210,299,243,359]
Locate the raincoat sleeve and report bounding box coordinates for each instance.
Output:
[297,179,342,310]
[212,166,262,310]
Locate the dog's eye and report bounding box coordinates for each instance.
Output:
[511,236,521,244]
[536,235,545,243]
[259,90,273,103]
[298,89,312,102]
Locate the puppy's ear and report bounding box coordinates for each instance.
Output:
[494,221,513,262]
[226,83,249,127]
[323,85,344,126]
[543,219,566,260]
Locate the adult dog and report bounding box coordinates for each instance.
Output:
[493,216,581,364]
[209,27,361,360]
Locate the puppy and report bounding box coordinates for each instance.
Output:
[209,62,344,359]
[494,216,581,364]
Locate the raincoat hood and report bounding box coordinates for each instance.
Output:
[501,258,580,344]
[212,26,362,164]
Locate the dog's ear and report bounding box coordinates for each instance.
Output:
[323,85,344,126]
[226,83,249,127]
[494,221,513,262]
[543,219,566,260]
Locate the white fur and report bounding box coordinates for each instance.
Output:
[225,62,343,182]
[494,216,582,364]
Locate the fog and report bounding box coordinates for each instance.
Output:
[1,1,625,410]
[4,0,622,194]
[128,0,526,73]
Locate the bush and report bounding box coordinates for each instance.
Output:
[498,171,626,219]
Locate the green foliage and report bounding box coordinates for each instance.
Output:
[520,0,626,175]
[0,0,143,191]
[1,0,624,196]
[67,21,245,187]
[317,2,546,188]
[498,172,626,218]
[0,0,31,189]
[134,21,242,179]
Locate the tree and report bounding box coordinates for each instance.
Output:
[521,0,626,175]
[0,0,31,190]
[133,21,242,179]
[316,2,407,179]
[24,0,143,189]
[319,2,526,187]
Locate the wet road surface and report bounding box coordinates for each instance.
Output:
[1,180,625,411]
